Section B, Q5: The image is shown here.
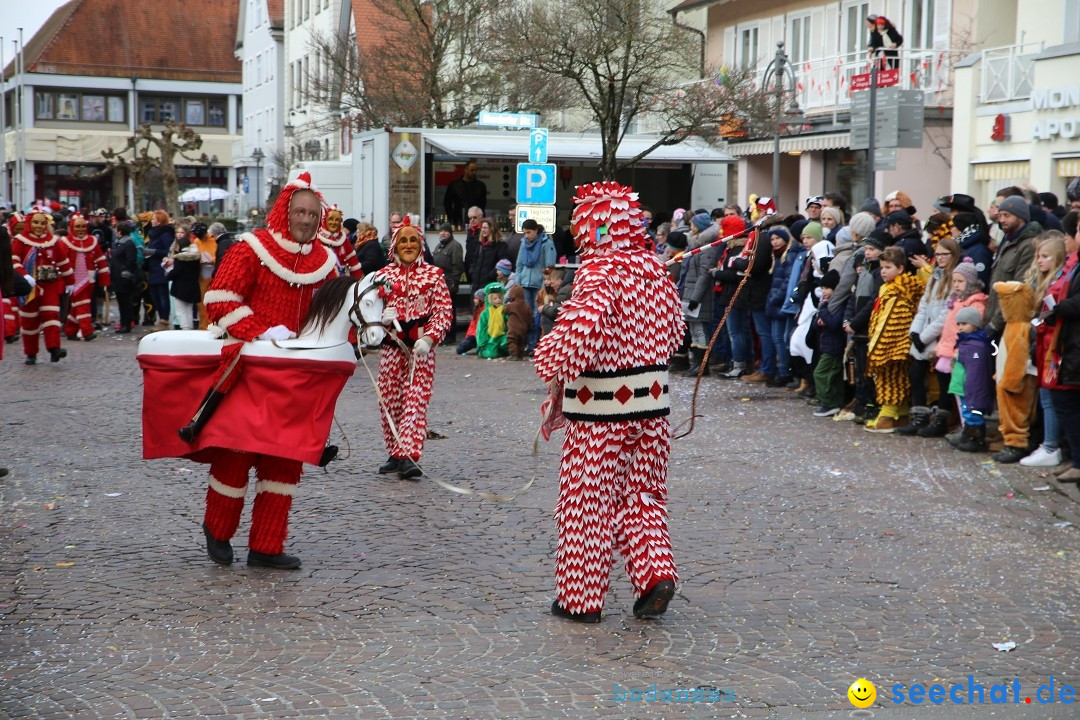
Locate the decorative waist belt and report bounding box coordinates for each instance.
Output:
[563,365,670,421]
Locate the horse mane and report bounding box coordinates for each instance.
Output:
[302,275,359,335]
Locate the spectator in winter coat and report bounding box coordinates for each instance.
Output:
[680,213,719,375]
[109,222,139,333]
[503,284,532,360]
[515,219,557,350]
[986,196,1043,335]
[951,212,993,289]
[469,217,511,296]
[539,266,572,336]
[352,222,387,276]
[812,269,848,416]
[829,212,877,314]
[884,211,930,271]
[145,211,175,330]
[1045,210,1080,481]
[766,227,805,387]
[844,233,886,422]
[951,307,995,452]
[165,222,201,330]
[431,222,464,345]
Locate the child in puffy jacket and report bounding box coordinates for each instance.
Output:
[950,306,995,452]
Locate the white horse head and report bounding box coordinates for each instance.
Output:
[298,273,386,348]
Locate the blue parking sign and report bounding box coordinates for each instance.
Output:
[516,163,556,205]
[529,129,549,163]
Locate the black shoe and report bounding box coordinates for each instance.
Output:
[633,579,676,619]
[24,355,36,365]
[202,523,233,565]
[49,348,67,363]
[398,458,423,480]
[992,445,1027,464]
[116,327,131,334]
[247,551,301,569]
[0,468,8,478]
[378,457,402,474]
[896,406,930,436]
[785,378,801,389]
[918,408,950,438]
[65,333,79,341]
[550,600,602,623]
[83,332,97,342]
[767,375,792,388]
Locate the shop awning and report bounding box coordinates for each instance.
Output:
[971,159,1031,181]
[421,130,734,164]
[725,132,852,157]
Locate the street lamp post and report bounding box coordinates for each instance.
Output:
[205,153,218,216]
[251,147,264,215]
[761,41,801,211]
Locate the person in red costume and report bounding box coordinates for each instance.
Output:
[61,213,110,341]
[534,181,686,623]
[318,204,363,278]
[11,209,74,364]
[197,172,338,569]
[373,217,454,480]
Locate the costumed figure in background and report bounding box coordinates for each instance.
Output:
[61,213,110,341]
[373,217,454,480]
[194,172,337,569]
[11,210,74,364]
[533,181,686,623]
[3,214,25,345]
[318,204,363,278]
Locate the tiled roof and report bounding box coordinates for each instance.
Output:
[5,0,241,82]
[267,0,284,29]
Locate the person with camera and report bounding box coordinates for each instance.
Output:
[11,210,74,364]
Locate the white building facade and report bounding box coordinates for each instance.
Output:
[235,0,287,216]
[951,0,1080,207]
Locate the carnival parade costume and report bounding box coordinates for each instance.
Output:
[11,210,74,363]
[533,181,686,621]
[318,204,363,278]
[374,218,454,479]
[195,172,337,566]
[61,213,110,340]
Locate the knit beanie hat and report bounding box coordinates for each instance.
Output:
[820,268,841,290]
[495,258,513,275]
[820,206,844,227]
[849,212,877,239]
[666,230,688,250]
[955,306,982,326]
[997,195,1030,222]
[952,259,979,286]
[766,227,791,243]
[864,230,889,251]
[691,213,713,232]
[801,221,823,242]
[859,197,883,217]
[720,215,746,238]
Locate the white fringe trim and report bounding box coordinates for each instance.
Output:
[204,290,244,305]
[267,230,313,255]
[60,236,99,254]
[254,479,297,497]
[318,228,346,247]
[217,305,254,330]
[209,475,248,499]
[243,233,336,285]
[39,306,61,312]
[41,320,62,329]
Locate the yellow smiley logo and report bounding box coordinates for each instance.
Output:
[848,678,876,708]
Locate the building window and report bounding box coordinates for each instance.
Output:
[208,100,226,127]
[789,14,811,65]
[843,1,870,58]
[256,54,263,85]
[1066,0,1080,44]
[139,96,227,126]
[738,24,760,68]
[909,0,935,50]
[36,90,125,123]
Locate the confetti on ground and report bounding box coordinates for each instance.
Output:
[992,641,1016,652]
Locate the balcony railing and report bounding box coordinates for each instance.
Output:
[754,47,956,115]
[979,43,1042,103]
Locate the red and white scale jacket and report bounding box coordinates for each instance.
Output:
[534,248,685,422]
[60,234,110,292]
[318,227,363,279]
[12,231,74,291]
[376,261,454,349]
[204,230,337,342]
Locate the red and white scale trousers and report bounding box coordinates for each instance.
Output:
[20,280,65,357]
[65,283,96,338]
[377,347,435,461]
[555,416,678,615]
[202,449,303,555]
[2,297,15,339]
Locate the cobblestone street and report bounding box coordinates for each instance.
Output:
[3,328,1080,719]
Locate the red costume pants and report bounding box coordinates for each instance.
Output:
[555,416,678,615]
[202,449,303,555]
[65,284,96,338]
[3,297,15,339]
[377,347,435,461]
[20,280,65,357]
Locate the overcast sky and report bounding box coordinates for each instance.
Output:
[0,0,70,58]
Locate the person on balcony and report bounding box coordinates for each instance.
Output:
[874,16,903,70]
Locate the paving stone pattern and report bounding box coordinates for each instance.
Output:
[2,328,1080,719]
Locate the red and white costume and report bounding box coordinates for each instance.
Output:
[2,215,21,343]
[61,214,110,338]
[11,211,74,359]
[533,181,686,616]
[374,219,454,462]
[318,205,363,278]
[198,173,338,556]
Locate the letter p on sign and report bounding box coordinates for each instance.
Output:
[516,163,556,205]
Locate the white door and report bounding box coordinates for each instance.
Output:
[840,0,870,62]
